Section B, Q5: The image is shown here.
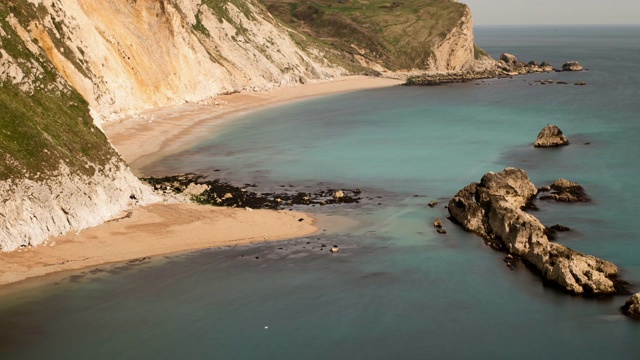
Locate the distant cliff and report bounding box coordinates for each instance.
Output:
[6,0,489,123]
[264,0,492,74]
[0,0,489,251]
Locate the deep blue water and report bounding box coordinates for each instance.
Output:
[2,26,640,359]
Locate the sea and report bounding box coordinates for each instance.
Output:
[1,26,640,359]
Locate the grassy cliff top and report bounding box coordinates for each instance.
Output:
[0,2,116,181]
[264,0,468,71]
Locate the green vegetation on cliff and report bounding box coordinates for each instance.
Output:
[0,2,116,181]
[264,0,468,71]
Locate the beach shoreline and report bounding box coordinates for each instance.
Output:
[0,75,397,289]
[104,75,403,175]
[0,204,317,288]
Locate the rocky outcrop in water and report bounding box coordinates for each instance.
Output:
[448,168,622,295]
[404,53,588,86]
[496,53,556,76]
[539,179,590,202]
[562,61,584,71]
[534,125,570,147]
[622,293,640,318]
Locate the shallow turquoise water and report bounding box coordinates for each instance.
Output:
[2,26,640,359]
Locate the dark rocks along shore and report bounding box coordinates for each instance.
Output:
[143,174,362,210]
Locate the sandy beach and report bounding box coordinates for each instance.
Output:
[0,75,396,288]
[0,204,317,287]
[104,75,403,174]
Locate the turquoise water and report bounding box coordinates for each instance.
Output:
[2,26,640,359]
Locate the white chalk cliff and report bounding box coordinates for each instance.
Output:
[428,6,475,72]
[1,0,487,252]
[22,0,345,124]
[0,161,159,252]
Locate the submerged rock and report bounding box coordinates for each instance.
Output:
[549,224,571,232]
[621,293,640,318]
[447,167,621,295]
[534,125,570,147]
[562,61,584,71]
[545,224,571,240]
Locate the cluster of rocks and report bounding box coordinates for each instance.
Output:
[497,53,584,76]
[528,80,587,86]
[433,218,446,234]
[404,70,497,86]
[404,54,585,87]
[539,179,590,202]
[447,168,624,295]
[497,53,554,75]
[142,174,361,210]
[536,125,640,316]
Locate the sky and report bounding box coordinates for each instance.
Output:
[462,0,640,25]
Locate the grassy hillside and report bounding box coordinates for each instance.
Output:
[264,0,468,71]
[0,2,116,181]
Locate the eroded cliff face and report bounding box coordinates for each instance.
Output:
[428,6,475,72]
[0,161,159,251]
[0,3,158,251]
[17,0,344,124]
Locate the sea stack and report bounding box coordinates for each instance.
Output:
[447,168,621,295]
[534,125,570,147]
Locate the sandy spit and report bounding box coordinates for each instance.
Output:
[0,204,316,286]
